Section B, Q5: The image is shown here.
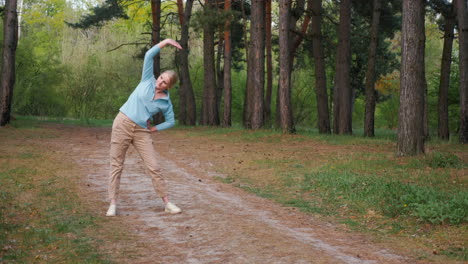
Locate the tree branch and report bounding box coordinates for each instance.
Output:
[107,42,148,52]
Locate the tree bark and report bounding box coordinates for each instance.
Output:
[202,0,219,126]
[216,26,224,118]
[242,0,251,128]
[275,0,308,130]
[311,0,330,134]
[397,0,426,156]
[151,0,164,125]
[438,13,455,140]
[278,0,294,133]
[291,0,312,58]
[456,0,468,143]
[247,0,265,129]
[333,0,352,134]
[0,0,18,126]
[264,0,273,125]
[178,0,196,125]
[223,0,232,127]
[176,0,184,25]
[364,0,381,137]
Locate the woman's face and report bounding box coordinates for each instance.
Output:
[156,73,171,91]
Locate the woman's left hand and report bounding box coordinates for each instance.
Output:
[147,120,157,132]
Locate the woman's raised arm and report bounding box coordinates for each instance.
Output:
[141,39,182,81]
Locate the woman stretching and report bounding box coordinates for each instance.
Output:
[106,39,182,216]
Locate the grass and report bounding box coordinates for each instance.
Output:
[0,120,117,263]
[167,126,468,262]
[3,116,468,262]
[13,115,114,127]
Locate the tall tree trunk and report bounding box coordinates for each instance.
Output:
[333,0,352,134]
[438,14,455,140]
[223,0,232,127]
[202,0,219,126]
[242,0,251,127]
[176,0,184,25]
[278,0,294,133]
[151,0,164,125]
[247,0,265,129]
[178,0,196,125]
[291,0,312,58]
[216,27,224,117]
[364,0,381,137]
[0,0,18,126]
[397,0,426,156]
[264,0,273,125]
[311,0,330,134]
[456,0,468,143]
[151,0,161,77]
[276,0,308,129]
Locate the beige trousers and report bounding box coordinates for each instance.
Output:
[108,112,167,200]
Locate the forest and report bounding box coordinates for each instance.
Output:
[1,0,467,154]
[1,1,468,262]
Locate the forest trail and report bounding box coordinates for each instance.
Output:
[50,125,415,264]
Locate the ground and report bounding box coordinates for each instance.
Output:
[32,124,465,263]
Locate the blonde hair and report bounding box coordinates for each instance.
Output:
[163,70,178,89]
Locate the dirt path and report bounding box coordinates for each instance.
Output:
[48,125,415,264]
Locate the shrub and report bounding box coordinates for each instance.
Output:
[426,151,464,169]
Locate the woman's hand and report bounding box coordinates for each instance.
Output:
[147,120,158,132]
[157,39,182,50]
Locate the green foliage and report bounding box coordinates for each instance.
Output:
[375,94,399,129]
[14,38,67,117]
[382,182,467,225]
[425,151,464,168]
[7,0,463,137]
[66,0,129,29]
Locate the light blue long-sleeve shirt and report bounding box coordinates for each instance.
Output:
[119,45,175,131]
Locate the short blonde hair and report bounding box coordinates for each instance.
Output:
[163,70,178,89]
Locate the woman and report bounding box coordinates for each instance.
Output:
[106,39,182,217]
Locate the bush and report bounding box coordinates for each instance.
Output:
[426,151,464,169]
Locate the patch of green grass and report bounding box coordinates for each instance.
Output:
[13,115,113,127]
[424,151,465,169]
[296,169,468,225]
[0,164,111,263]
[0,133,113,263]
[296,128,396,145]
[215,176,236,184]
[238,184,276,199]
[440,247,468,261]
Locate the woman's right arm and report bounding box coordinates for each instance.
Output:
[140,39,182,81]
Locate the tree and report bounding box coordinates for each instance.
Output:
[151,0,164,125]
[222,0,232,127]
[455,0,468,143]
[333,0,352,135]
[397,0,426,156]
[363,0,382,137]
[428,0,456,140]
[1,0,18,126]
[201,0,219,126]
[311,0,330,134]
[245,0,265,129]
[177,0,196,125]
[66,0,128,29]
[437,13,455,140]
[278,0,294,133]
[264,0,273,125]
